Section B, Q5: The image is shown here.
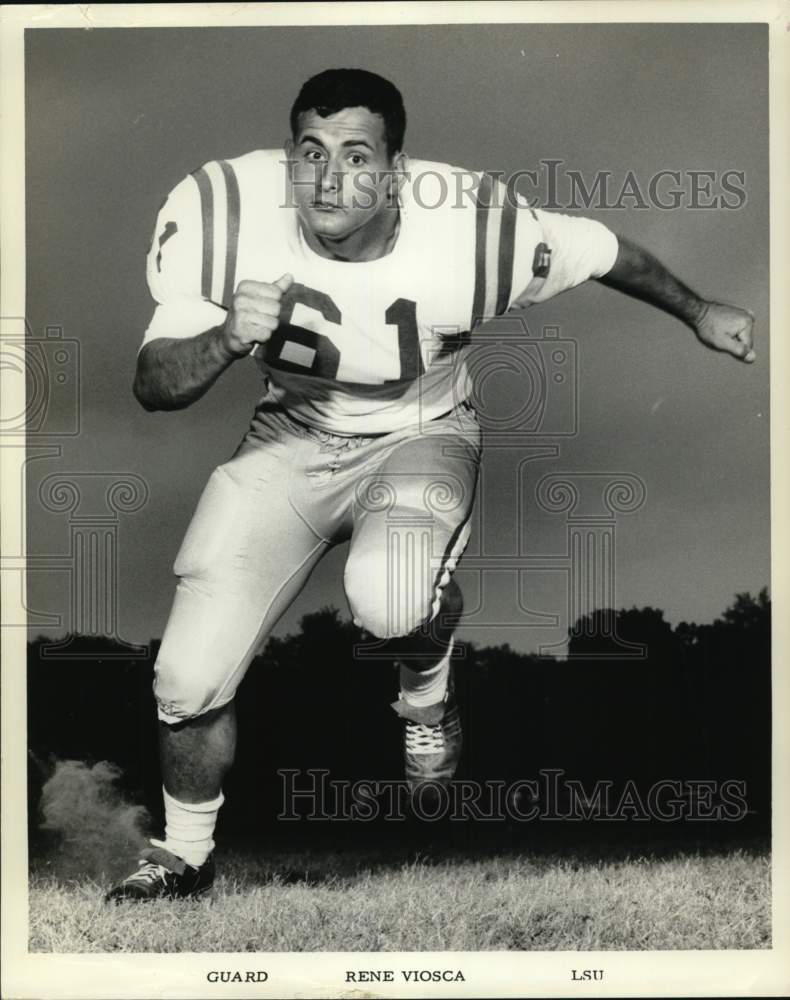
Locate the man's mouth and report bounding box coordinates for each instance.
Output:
[311,201,343,212]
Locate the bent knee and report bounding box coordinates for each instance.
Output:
[344,554,429,639]
[153,655,232,725]
[345,554,462,640]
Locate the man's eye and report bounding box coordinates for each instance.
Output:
[305,150,324,162]
[349,154,367,166]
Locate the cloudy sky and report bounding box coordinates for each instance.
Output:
[24,22,769,654]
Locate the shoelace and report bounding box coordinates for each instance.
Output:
[405,720,446,754]
[124,860,169,886]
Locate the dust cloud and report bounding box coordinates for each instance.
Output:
[38,759,152,881]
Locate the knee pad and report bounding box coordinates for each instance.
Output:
[154,671,222,725]
[153,646,235,725]
[344,550,432,639]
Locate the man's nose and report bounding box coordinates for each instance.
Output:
[318,160,343,193]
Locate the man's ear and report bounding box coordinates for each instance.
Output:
[389,151,408,199]
[284,137,295,159]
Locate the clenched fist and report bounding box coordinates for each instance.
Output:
[694,301,756,363]
[219,273,294,358]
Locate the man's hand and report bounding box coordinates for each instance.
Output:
[133,272,295,411]
[598,238,756,365]
[219,273,294,358]
[694,301,756,363]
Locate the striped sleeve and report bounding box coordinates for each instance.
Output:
[469,173,519,327]
[140,159,242,349]
[469,175,618,326]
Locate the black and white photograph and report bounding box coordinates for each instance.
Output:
[1,2,788,998]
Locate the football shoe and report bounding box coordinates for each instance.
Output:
[105,844,214,903]
[392,680,462,802]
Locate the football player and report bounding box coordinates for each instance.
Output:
[106,69,754,901]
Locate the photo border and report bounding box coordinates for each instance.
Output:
[2,2,788,997]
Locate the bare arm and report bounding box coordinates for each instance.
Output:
[133,326,237,412]
[133,274,294,412]
[598,235,755,363]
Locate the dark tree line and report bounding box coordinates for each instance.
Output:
[27,589,770,840]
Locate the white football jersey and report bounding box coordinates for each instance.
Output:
[143,149,618,433]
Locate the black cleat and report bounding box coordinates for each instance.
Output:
[105,844,214,903]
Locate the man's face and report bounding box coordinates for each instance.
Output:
[286,106,403,243]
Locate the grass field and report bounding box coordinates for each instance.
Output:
[29,833,771,952]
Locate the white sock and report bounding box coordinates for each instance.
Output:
[156,787,224,867]
[399,640,453,708]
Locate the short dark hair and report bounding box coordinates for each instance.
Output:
[290,68,406,157]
